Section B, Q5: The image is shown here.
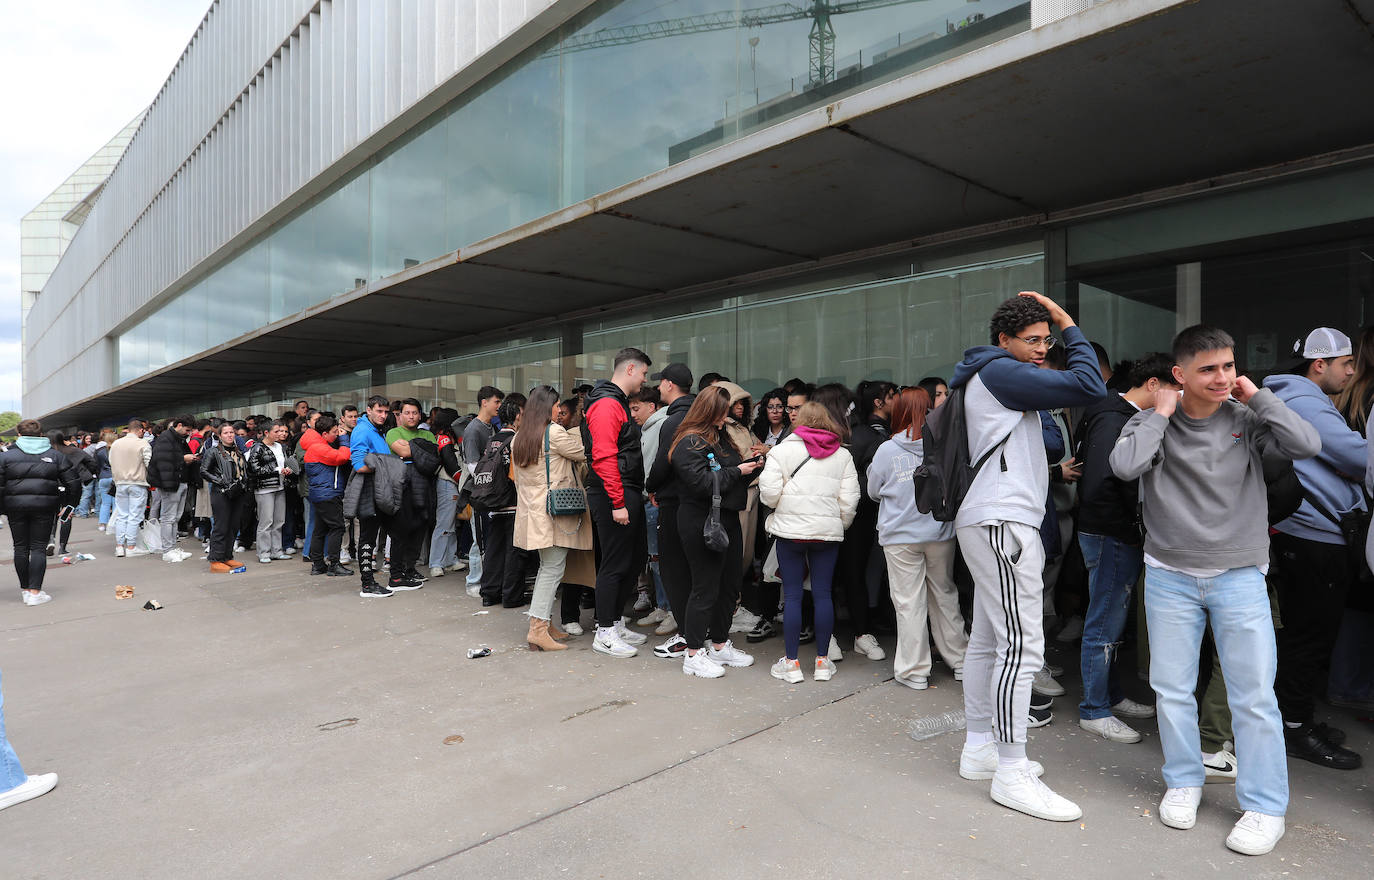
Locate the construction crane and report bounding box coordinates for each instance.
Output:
[551,0,928,89]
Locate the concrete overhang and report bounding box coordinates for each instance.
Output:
[44,0,1374,426]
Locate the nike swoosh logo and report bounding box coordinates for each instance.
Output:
[1205,761,1236,773]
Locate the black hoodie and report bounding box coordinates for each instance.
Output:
[646,392,696,503]
[1074,392,1142,543]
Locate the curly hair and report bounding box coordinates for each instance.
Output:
[988,296,1052,346]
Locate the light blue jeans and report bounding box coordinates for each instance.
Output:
[96,477,115,526]
[1,668,28,792]
[75,481,95,517]
[1078,533,1143,720]
[113,484,148,547]
[1145,564,1287,817]
[429,479,459,568]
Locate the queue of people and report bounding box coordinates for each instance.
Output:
[3,292,1371,858]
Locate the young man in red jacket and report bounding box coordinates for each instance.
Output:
[584,347,653,658]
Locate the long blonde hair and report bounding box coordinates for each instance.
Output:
[1338,325,1374,435]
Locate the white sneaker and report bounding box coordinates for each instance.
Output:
[258,555,272,564]
[828,635,844,662]
[853,633,886,660]
[429,566,446,578]
[1055,614,1084,642]
[22,591,52,606]
[990,766,1082,821]
[115,545,126,558]
[125,547,150,557]
[1203,749,1238,783]
[953,666,964,682]
[445,560,467,573]
[339,551,353,565]
[637,607,667,627]
[814,657,837,681]
[770,657,803,683]
[1078,715,1142,743]
[563,621,584,636]
[465,584,480,599]
[1031,668,1065,697]
[1111,697,1156,718]
[730,607,760,633]
[1158,786,1202,830]
[707,639,755,668]
[0,772,58,811]
[654,611,678,636]
[233,543,245,553]
[294,538,305,549]
[896,675,929,690]
[653,634,687,659]
[592,627,637,658]
[682,649,725,679]
[959,742,1045,780]
[1226,811,1285,856]
[616,618,647,646]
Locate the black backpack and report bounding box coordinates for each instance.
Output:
[468,433,516,510]
[912,385,1012,523]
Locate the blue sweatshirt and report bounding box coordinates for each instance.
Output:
[349,416,392,472]
[950,325,1107,529]
[867,433,954,545]
[1264,373,1367,545]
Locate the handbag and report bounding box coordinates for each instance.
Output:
[703,469,730,552]
[544,427,587,517]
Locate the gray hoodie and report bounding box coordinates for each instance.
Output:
[867,433,954,545]
[1110,389,1321,571]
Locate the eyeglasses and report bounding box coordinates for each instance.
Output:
[1015,335,1058,349]
[766,404,785,411]
[785,405,802,414]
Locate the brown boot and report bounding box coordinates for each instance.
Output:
[527,617,567,652]
[210,562,232,574]
[548,619,570,640]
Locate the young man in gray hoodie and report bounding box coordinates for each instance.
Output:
[1110,325,1321,857]
[951,292,1107,823]
[1262,328,1364,771]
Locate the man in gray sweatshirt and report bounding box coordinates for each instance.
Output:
[1110,325,1321,857]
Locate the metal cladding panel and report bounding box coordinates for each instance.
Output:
[25,0,572,418]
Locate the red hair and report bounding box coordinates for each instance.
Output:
[890,387,931,440]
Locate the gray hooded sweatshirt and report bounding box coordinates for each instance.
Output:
[1110,389,1321,571]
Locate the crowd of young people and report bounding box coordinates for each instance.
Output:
[2,292,1370,859]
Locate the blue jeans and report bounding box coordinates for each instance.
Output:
[75,481,95,517]
[302,498,316,557]
[1145,564,1287,816]
[96,478,115,525]
[113,485,148,547]
[429,480,459,568]
[776,539,839,660]
[645,500,667,609]
[1,668,28,792]
[1078,533,1143,719]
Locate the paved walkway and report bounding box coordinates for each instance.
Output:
[1,516,1370,878]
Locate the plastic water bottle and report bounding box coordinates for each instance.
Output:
[707,452,720,472]
[908,708,966,741]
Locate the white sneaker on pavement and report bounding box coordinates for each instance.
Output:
[1203,749,1238,783]
[1031,668,1065,697]
[654,611,678,636]
[682,650,725,679]
[770,657,803,683]
[592,627,637,658]
[563,621,584,636]
[258,555,272,564]
[115,545,126,558]
[616,618,647,645]
[339,551,353,565]
[853,633,885,660]
[22,591,52,607]
[1111,697,1156,718]
[707,639,754,668]
[0,773,58,811]
[990,766,1082,821]
[958,742,1045,780]
[465,584,480,599]
[1078,715,1142,743]
[1158,786,1202,830]
[814,657,837,681]
[652,633,687,659]
[429,566,446,578]
[828,635,844,662]
[637,607,667,627]
[896,675,928,690]
[445,560,467,572]
[730,607,760,633]
[1226,811,1285,855]
[125,547,150,557]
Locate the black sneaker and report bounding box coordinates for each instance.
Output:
[360,582,394,598]
[404,569,428,583]
[745,619,776,643]
[1027,704,1053,728]
[46,542,55,557]
[798,625,815,645]
[327,563,354,577]
[1311,721,1347,747]
[310,565,329,576]
[388,577,424,592]
[1286,724,1362,770]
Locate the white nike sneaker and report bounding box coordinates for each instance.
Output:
[615,618,647,646]
[1158,786,1202,830]
[958,742,1044,781]
[707,639,755,668]
[1226,810,1285,856]
[592,627,637,658]
[682,650,725,679]
[990,766,1082,821]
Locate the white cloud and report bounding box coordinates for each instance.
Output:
[0,0,210,414]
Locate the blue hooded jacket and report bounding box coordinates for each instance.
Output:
[1264,373,1364,545]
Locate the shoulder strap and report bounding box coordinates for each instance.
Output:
[545,426,552,489]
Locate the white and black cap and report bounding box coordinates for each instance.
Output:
[1293,328,1353,360]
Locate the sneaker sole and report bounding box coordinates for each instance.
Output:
[653,648,686,659]
[1078,721,1142,743]
[388,584,423,592]
[359,591,394,598]
[771,669,804,683]
[1159,810,1197,830]
[990,788,1082,822]
[1225,832,1283,856]
[683,665,725,678]
[710,657,755,668]
[1027,713,1054,729]
[1032,683,1066,697]
[593,642,637,658]
[813,671,834,682]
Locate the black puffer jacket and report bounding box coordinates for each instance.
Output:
[147,429,190,490]
[57,443,97,485]
[670,434,749,512]
[0,442,84,515]
[246,441,286,491]
[646,393,696,503]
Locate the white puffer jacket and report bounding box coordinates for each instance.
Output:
[759,433,860,542]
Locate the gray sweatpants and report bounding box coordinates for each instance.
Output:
[958,521,1046,758]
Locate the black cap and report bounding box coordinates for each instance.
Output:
[650,363,693,389]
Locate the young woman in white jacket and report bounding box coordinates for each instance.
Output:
[758,402,860,683]
[867,388,968,690]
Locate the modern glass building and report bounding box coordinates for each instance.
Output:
[23,0,1374,426]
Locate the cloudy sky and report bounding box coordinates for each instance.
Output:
[0,0,209,414]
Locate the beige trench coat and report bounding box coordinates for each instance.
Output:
[513,424,594,553]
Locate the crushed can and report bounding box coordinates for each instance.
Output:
[466,646,492,659]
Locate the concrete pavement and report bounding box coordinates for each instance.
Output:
[1,516,1370,878]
